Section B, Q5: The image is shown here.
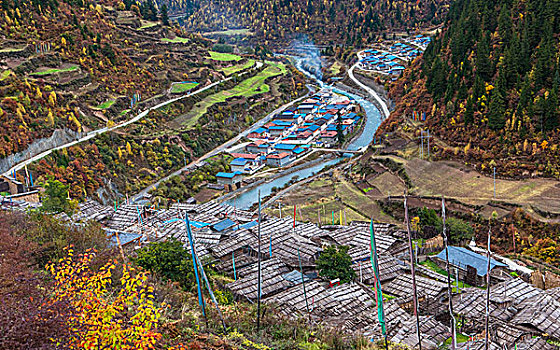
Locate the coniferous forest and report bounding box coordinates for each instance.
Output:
[384,0,560,178]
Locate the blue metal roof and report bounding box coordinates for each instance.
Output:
[436,246,507,277]
[216,171,242,178]
[190,220,211,228]
[212,218,237,232]
[293,147,305,154]
[231,158,249,166]
[234,220,258,230]
[307,125,320,131]
[252,127,267,134]
[275,143,297,151]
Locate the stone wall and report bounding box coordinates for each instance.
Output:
[0,128,84,174]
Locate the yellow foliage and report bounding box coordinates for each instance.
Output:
[541,140,548,150]
[46,109,55,126]
[46,248,163,349]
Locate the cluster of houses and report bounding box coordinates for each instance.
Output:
[406,34,432,50]
[215,89,362,190]
[358,49,407,75]
[247,89,361,147]
[10,197,555,350]
[358,35,431,76]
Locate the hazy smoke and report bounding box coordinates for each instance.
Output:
[289,36,324,83]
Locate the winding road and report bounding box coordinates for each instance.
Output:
[348,62,391,119]
[2,62,264,178]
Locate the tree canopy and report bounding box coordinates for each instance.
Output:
[316,245,355,283]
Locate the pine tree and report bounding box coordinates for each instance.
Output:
[488,91,506,130]
[160,4,169,26]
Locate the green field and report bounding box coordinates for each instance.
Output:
[171,82,199,93]
[207,51,242,62]
[175,63,285,127]
[97,99,116,109]
[220,60,255,76]
[32,65,79,76]
[138,20,158,29]
[161,37,189,43]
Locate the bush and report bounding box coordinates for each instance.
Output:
[133,239,196,291]
[212,43,233,53]
[316,245,355,283]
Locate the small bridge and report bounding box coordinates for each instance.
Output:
[320,147,366,155]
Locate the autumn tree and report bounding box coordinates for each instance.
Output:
[47,248,164,349]
[41,179,76,215]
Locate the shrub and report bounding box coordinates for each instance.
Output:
[316,245,355,283]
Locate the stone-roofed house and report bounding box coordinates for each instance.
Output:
[353,254,406,284]
[384,274,447,302]
[390,316,450,350]
[71,199,115,223]
[227,258,294,300]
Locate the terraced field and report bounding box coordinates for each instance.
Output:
[161,37,189,43]
[31,65,79,76]
[173,63,286,128]
[171,82,199,93]
[208,51,242,62]
[220,60,255,76]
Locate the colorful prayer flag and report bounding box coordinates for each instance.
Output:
[369,220,387,336]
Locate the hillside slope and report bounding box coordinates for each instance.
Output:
[379,0,560,179]
[1,0,306,201]
[180,0,450,48]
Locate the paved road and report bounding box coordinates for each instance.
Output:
[3,62,264,178]
[132,88,312,202]
[348,62,391,119]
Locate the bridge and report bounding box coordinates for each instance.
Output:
[319,147,367,154]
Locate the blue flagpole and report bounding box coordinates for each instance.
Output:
[232,251,237,280]
[185,213,206,317]
[269,236,272,257]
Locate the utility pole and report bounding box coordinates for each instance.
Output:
[420,130,424,159]
[427,129,430,159]
[493,167,496,199]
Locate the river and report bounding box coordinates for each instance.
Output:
[224,55,383,210]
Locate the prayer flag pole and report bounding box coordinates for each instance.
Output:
[442,197,456,350]
[370,220,388,350]
[404,194,422,350]
[485,227,492,350]
[257,190,262,333]
[184,213,206,320]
